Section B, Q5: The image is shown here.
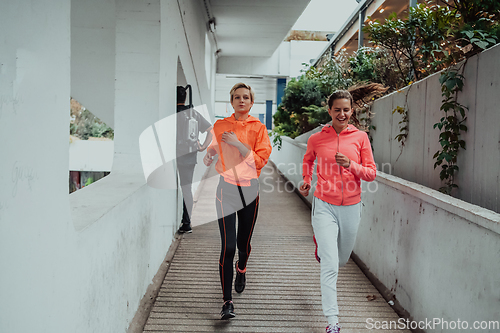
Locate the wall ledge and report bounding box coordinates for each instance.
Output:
[69,172,150,232]
[281,135,307,149]
[275,133,500,235]
[375,171,500,235]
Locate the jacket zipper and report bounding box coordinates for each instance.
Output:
[337,132,344,205]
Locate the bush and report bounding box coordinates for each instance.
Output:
[273,76,324,139]
[364,1,500,84]
[364,4,457,85]
[271,0,499,149]
[348,47,405,91]
[70,102,114,140]
[272,49,390,144]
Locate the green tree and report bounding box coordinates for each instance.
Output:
[273,76,324,139]
[441,0,500,25]
[364,4,457,84]
[303,49,352,95]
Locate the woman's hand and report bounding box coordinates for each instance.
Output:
[221,131,250,158]
[335,152,351,168]
[299,182,311,197]
[221,131,240,146]
[203,152,215,166]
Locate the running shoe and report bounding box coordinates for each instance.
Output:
[326,323,341,333]
[220,300,235,320]
[178,223,192,234]
[234,261,246,293]
[313,235,321,263]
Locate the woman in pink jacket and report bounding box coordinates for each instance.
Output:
[299,90,377,333]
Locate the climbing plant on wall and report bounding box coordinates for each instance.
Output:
[363,0,499,194]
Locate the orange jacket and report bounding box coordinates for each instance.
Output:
[208,114,272,186]
[303,124,376,205]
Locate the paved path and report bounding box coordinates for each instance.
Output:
[143,163,411,333]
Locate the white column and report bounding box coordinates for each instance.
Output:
[71,0,116,128]
[113,0,162,173]
[0,1,77,332]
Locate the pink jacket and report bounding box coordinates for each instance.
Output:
[302,124,376,206]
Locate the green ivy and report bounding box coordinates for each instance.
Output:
[433,69,468,194]
[432,21,497,194]
[393,106,409,146]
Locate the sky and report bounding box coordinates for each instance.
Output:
[291,0,359,32]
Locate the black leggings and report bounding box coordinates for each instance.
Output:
[216,177,259,301]
[177,162,195,224]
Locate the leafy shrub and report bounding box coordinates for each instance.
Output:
[349,47,405,91]
[70,102,114,140]
[271,0,499,155]
[272,76,324,139]
[364,4,457,85]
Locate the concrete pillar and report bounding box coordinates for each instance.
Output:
[358,8,366,50]
[0,1,76,332]
[113,0,162,173]
[71,0,116,128]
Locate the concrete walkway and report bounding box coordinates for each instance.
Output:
[142,163,411,333]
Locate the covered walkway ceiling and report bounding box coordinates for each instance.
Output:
[209,0,311,57]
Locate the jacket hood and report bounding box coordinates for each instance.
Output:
[321,123,359,134]
[224,113,261,124]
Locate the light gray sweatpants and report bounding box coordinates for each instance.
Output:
[311,197,361,326]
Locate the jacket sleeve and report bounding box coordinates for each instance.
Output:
[302,136,316,185]
[347,132,376,182]
[244,125,272,173]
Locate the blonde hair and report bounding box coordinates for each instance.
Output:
[230,82,255,103]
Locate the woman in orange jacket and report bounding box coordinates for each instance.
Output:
[300,90,376,333]
[203,82,272,320]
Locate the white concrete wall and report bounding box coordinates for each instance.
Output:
[215,40,328,128]
[289,40,329,78]
[269,137,312,196]
[356,172,500,333]
[370,44,500,213]
[218,40,329,78]
[69,140,114,171]
[217,42,291,76]
[0,0,216,332]
[0,1,76,332]
[214,75,278,120]
[71,0,116,128]
[270,134,500,333]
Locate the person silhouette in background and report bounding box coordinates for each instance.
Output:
[176,85,213,234]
